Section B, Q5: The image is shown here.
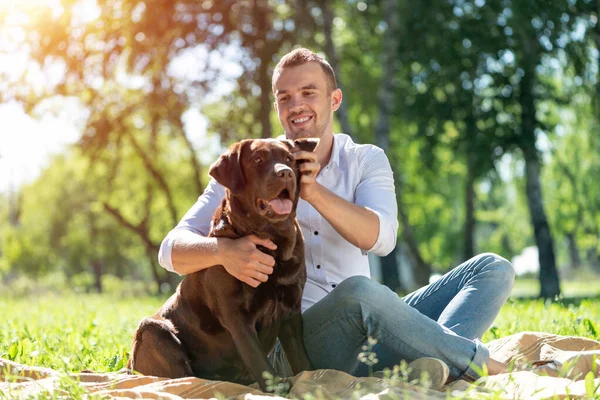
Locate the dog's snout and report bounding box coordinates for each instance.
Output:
[274,163,294,180]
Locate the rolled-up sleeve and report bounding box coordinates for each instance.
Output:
[355,147,398,256]
[158,179,225,273]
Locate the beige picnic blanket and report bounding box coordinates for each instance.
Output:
[1,331,599,399]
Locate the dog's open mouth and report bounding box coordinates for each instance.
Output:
[257,189,293,216]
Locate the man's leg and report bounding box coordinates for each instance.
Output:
[358,252,515,376]
[300,253,514,380]
[403,253,515,339]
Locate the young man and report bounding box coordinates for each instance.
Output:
[158,48,513,384]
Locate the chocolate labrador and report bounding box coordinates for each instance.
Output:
[128,138,317,392]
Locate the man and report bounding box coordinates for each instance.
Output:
[158,48,513,385]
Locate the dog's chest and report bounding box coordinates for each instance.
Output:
[247,279,303,324]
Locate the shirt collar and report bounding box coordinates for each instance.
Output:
[323,133,340,169]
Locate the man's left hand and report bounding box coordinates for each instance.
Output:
[294,150,322,202]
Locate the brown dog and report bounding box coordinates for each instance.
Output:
[128,138,317,392]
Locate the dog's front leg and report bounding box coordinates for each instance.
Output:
[278,312,312,375]
[229,325,278,392]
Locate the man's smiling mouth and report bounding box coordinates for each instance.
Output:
[291,116,313,125]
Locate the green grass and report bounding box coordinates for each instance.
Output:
[482,296,600,342]
[0,293,166,373]
[1,279,599,398]
[1,287,599,373]
[512,277,600,298]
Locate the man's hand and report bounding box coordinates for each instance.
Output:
[219,234,277,288]
[294,150,322,202]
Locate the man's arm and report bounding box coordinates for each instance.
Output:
[294,146,398,255]
[164,230,277,287]
[158,179,277,287]
[301,185,380,250]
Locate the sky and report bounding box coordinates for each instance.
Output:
[0,101,81,193]
[0,0,240,194]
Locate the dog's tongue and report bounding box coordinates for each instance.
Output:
[269,198,293,214]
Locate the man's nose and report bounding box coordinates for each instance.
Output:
[274,163,294,180]
[289,96,305,113]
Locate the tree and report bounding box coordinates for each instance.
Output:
[0,0,313,288]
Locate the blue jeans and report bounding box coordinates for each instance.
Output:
[269,253,515,380]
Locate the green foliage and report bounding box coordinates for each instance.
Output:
[1,0,600,290]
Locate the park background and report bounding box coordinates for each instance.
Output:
[1,0,600,384]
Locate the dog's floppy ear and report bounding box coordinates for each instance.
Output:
[293,138,319,153]
[209,141,247,194]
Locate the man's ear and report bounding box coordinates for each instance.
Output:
[331,88,342,112]
[208,141,246,194]
[293,138,319,153]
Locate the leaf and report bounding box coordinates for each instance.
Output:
[583,318,598,337]
[584,371,595,397]
[7,342,18,361]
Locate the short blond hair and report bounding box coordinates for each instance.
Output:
[272,48,337,94]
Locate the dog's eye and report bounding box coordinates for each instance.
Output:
[286,156,293,163]
[254,157,262,164]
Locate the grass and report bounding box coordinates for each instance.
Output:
[0,293,166,373]
[511,277,600,298]
[1,278,600,398]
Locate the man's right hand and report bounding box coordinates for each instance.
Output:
[218,234,277,288]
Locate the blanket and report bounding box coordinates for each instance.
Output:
[1,332,599,399]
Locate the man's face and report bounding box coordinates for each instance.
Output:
[273,62,341,140]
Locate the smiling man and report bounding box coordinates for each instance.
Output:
[158,48,514,387]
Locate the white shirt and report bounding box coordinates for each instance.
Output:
[158,133,399,312]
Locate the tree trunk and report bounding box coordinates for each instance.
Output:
[88,212,103,293]
[518,32,560,299]
[144,242,165,293]
[258,59,273,139]
[371,0,402,291]
[397,177,432,286]
[566,232,581,269]
[463,101,480,261]
[587,247,600,273]
[464,133,476,261]
[103,203,165,291]
[374,0,431,287]
[90,260,103,293]
[522,151,560,298]
[320,0,354,138]
[252,0,275,139]
[173,117,204,195]
[8,188,20,226]
[379,250,401,293]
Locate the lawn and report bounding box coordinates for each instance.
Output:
[1,279,599,373]
[0,278,599,398]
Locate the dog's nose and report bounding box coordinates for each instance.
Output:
[274,163,294,180]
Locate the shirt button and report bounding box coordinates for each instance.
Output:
[331,284,336,288]
[316,265,321,269]
[314,231,319,235]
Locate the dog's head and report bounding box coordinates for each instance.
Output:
[209,138,318,222]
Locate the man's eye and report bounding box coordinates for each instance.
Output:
[303,91,314,96]
[278,96,289,102]
[254,157,262,164]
